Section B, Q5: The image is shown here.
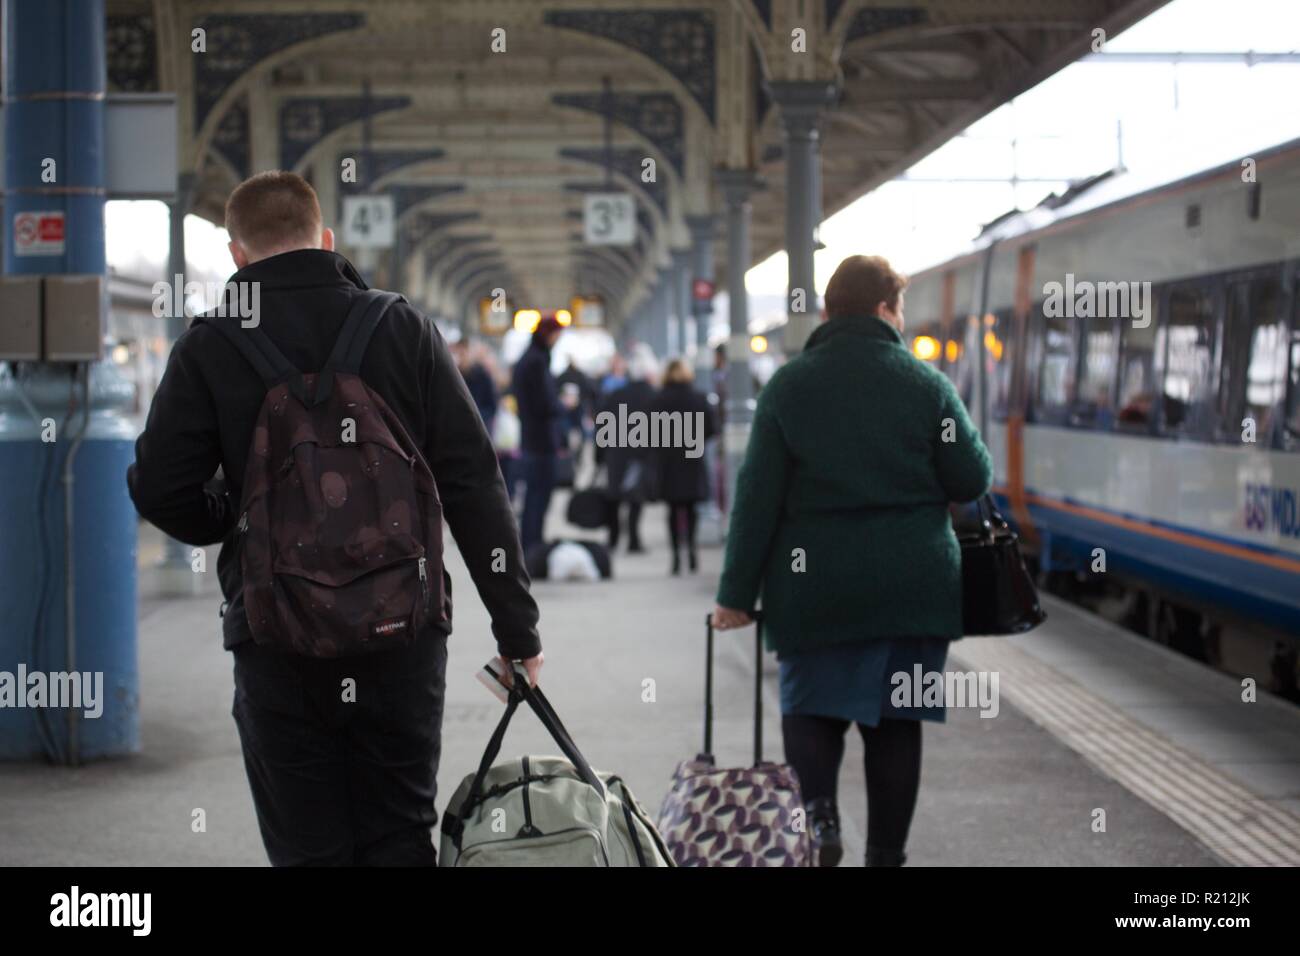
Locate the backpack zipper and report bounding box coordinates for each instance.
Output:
[418,557,430,611]
[237,512,248,534]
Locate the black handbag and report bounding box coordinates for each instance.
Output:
[566,488,609,529]
[567,465,610,529]
[955,495,1046,635]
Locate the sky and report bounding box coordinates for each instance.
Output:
[106,0,1300,314]
[746,0,1300,295]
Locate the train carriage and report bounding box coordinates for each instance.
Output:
[905,138,1300,683]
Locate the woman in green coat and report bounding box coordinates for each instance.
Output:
[712,255,992,867]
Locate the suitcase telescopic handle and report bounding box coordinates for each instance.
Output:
[704,611,765,766]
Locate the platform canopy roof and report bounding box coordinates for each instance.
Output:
[103,0,1170,326]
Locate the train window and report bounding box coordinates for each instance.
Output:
[1157,284,1218,439]
[1072,315,1118,427]
[1221,274,1287,445]
[1116,299,1160,431]
[987,309,1013,420]
[1035,310,1077,417]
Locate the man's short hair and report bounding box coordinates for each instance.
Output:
[823,255,908,318]
[225,171,322,254]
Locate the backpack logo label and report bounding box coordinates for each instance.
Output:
[369,616,410,640]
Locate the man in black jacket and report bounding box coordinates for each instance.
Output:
[510,316,568,552]
[126,170,543,865]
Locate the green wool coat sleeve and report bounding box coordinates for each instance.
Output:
[715,384,793,612]
[934,376,994,503]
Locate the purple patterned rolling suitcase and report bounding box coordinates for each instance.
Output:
[655,613,813,867]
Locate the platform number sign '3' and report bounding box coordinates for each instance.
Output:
[584,193,635,246]
[341,195,396,249]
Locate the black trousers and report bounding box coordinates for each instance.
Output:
[606,499,643,549]
[666,502,699,555]
[231,632,448,866]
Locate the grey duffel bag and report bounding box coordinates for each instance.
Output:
[440,670,674,867]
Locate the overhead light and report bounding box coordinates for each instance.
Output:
[912,335,940,361]
[513,309,541,332]
[555,309,573,326]
[750,335,768,354]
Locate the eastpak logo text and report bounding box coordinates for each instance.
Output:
[370,617,410,639]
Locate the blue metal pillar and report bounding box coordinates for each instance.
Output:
[769,81,838,353]
[0,0,139,762]
[687,214,717,376]
[648,265,673,360]
[670,248,691,360]
[715,168,761,521]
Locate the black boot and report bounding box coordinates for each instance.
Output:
[865,845,907,867]
[671,551,681,575]
[688,549,698,573]
[806,798,843,867]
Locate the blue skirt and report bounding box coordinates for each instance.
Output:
[778,637,952,727]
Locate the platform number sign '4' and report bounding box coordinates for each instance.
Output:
[342,195,396,249]
[584,193,635,246]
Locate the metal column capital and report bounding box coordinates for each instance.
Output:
[765,80,841,138]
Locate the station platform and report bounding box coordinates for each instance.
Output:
[1,499,1297,867]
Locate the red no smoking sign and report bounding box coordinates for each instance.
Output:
[13,211,65,256]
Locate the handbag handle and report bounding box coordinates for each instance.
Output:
[703,610,765,766]
[972,494,1011,543]
[464,665,605,821]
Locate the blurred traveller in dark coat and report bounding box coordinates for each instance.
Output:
[452,338,499,432]
[712,255,992,868]
[557,358,597,458]
[510,316,569,552]
[595,347,658,553]
[651,359,717,574]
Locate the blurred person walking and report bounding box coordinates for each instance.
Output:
[511,315,571,552]
[453,338,499,433]
[595,347,658,553]
[651,359,716,574]
[557,357,597,463]
[711,255,992,867]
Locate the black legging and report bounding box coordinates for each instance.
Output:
[666,502,698,554]
[782,714,922,855]
[607,500,643,549]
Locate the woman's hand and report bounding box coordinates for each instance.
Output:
[711,606,753,630]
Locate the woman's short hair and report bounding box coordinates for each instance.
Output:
[823,255,908,318]
[664,358,694,385]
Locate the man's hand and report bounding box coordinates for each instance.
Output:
[711,606,752,630]
[499,652,545,688]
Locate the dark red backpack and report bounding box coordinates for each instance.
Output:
[202,290,444,657]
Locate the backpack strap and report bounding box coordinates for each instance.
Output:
[311,290,403,406]
[198,315,308,404]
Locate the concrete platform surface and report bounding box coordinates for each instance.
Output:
[0,502,1240,866]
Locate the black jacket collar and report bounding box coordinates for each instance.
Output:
[228,249,368,291]
[805,314,904,352]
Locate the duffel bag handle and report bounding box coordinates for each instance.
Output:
[465,666,606,818]
[513,667,605,798]
[704,610,765,766]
